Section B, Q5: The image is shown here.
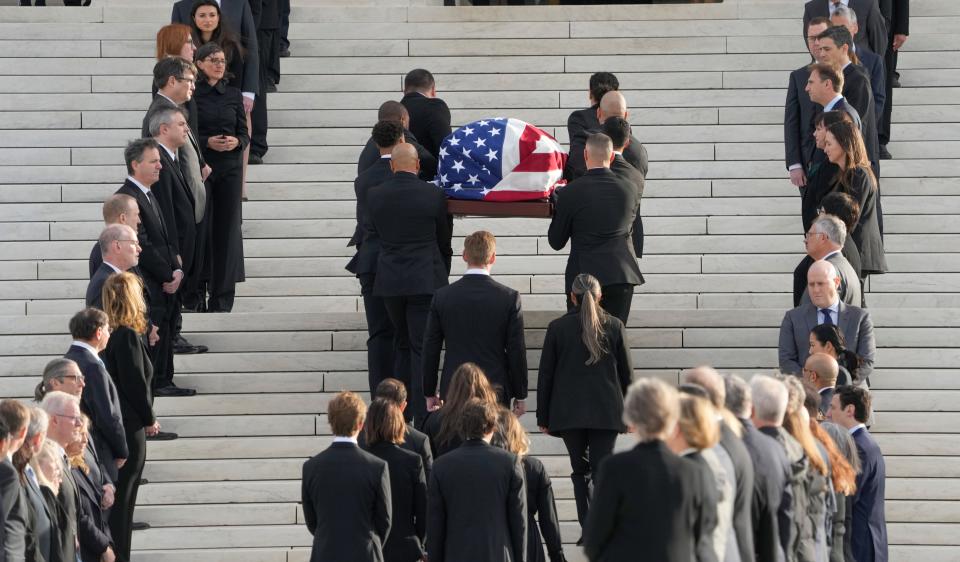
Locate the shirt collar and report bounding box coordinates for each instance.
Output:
[823,94,845,111]
[157,92,179,107]
[613,150,623,156]
[464,268,490,276]
[71,340,100,358]
[380,154,392,159]
[103,260,122,273]
[849,423,866,435]
[332,436,358,445]
[822,249,841,261]
[127,176,152,196]
[842,60,852,71]
[819,387,832,395]
[157,142,177,161]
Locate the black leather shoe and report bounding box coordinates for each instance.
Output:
[173,334,208,354]
[154,385,197,397]
[146,431,178,441]
[266,80,278,93]
[248,153,264,165]
[891,73,901,88]
[140,478,149,485]
[879,145,893,160]
[279,48,291,58]
[132,522,151,531]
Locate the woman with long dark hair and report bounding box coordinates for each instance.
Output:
[194,41,248,312]
[422,362,498,457]
[802,110,853,232]
[809,324,863,386]
[536,273,632,541]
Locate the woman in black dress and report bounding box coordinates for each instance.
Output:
[363,399,427,562]
[536,273,632,539]
[802,110,850,233]
[194,42,248,312]
[493,408,565,562]
[100,272,160,561]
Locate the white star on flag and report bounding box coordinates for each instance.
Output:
[439,173,448,185]
[478,120,489,127]
[467,174,479,185]
[439,146,448,158]
[452,160,465,172]
[473,137,486,148]
[452,183,463,191]
[485,149,498,162]
[461,147,471,157]
[462,126,474,137]
[489,128,501,136]
[449,137,460,146]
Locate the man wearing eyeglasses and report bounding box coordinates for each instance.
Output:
[39,391,85,562]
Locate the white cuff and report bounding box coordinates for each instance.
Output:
[788,163,802,171]
[242,92,255,101]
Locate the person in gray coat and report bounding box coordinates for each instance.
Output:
[799,215,862,308]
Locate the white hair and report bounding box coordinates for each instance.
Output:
[832,5,858,24]
[39,390,79,417]
[749,374,788,425]
[26,407,48,439]
[812,214,847,247]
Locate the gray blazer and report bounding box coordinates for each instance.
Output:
[778,301,876,379]
[800,252,862,308]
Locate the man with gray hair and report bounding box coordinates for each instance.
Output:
[779,260,876,377]
[87,224,141,309]
[39,391,84,562]
[799,214,862,306]
[18,407,53,562]
[548,133,644,324]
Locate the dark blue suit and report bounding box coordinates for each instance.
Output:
[853,45,886,123]
[851,426,888,562]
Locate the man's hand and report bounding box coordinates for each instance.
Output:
[115,457,126,469]
[425,396,442,412]
[148,324,159,347]
[538,426,550,436]
[242,97,254,114]
[145,421,161,436]
[512,399,526,417]
[101,546,116,562]
[162,270,184,294]
[893,34,908,51]
[101,484,115,510]
[201,164,213,182]
[789,168,807,188]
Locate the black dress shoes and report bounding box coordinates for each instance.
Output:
[879,145,893,160]
[132,522,151,531]
[154,385,197,397]
[248,153,264,165]
[146,431,178,441]
[173,334,208,354]
[279,48,291,58]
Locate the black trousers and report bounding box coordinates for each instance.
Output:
[560,428,619,530]
[258,27,281,85]
[109,426,146,562]
[880,45,897,146]
[206,156,245,312]
[279,0,291,50]
[182,184,213,311]
[359,274,401,397]
[383,294,432,424]
[148,290,176,389]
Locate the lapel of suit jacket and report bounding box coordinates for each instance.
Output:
[837,301,853,339]
[804,303,819,336]
[129,180,170,242]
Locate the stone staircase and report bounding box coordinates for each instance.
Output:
[1,0,959,560]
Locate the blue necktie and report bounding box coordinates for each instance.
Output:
[820,308,834,325]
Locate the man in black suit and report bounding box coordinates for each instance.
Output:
[39,391,84,562]
[427,399,525,562]
[832,8,886,126]
[359,378,434,480]
[803,0,888,57]
[828,386,888,562]
[65,308,129,484]
[367,144,453,423]
[548,133,644,324]
[802,353,840,416]
[348,121,406,396]
[248,0,276,163]
[785,17,831,189]
[357,101,437,180]
[806,63,863,132]
[116,139,195,398]
[724,374,790,562]
[0,400,29,562]
[400,69,451,161]
[603,117,646,259]
[683,367,756,562]
[87,224,140,309]
[878,0,909,156]
[567,71,619,151]
[566,90,648,181]
[302,391,391,562]
[422,231,528,411]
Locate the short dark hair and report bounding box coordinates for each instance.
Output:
[601,116,631,150]
[820,191,861,232]
[0,400,30,434]
[0,416,9,441]
[69,308,109,341]
[371,120,405,150]
[835,385,871,423]
[808,62,844,94]
[124,138,160,175]
[152,56,195,92]
[589,72,619,105]
[813,109,853,130]
[807,16,832,33]
[195,42,226,82]
[458,399,498,441]
[404,68,435,92]
[377,100,407,123]
[818,25,854,51]
[374,378,407,405]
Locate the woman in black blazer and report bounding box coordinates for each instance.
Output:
[364,399,427,562]
[193,41,248,312]
[536,273,632,536]
[100,272,160,561]
[68,418,115,562]
[822,119,887,275]
[423,362,498,458]
[494,408,565,562]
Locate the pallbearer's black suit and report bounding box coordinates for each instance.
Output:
[427,439,526,562]
[367,171,453,422]
[367,442,428,562]
[348,157,400,395]
[422,272,528,406]
[610,153,646,259]
[548,167,644,324]
[565,105,649,181]
[401,92,452,160]
[301,440,392,562]
[357,129,438,181]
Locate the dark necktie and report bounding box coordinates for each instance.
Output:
[820,308,834,325]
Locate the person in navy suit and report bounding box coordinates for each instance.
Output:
[803,0,888,57]
[832,8,886,129]
[828,385,888,562]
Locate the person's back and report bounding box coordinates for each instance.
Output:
[740,419,789,562]
[367,441,427,562]
[851,427,887,562]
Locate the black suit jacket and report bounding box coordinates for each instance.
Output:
[842,64,880,164]
[610,154,646,258]
[855,45,886,119]
[367,442,427,562]
[784,65,819,171]
[565,105,649,181]
[818,388,835,417]
[401,92,452,159]
[154,145,197,274]
[427,440,526,562]
[422,274,528,403]
[85,262,115,310]
[720,422,757,562]
[301,442,391,562]
[347,158,393,275]
[851,427,888,562]
[523,456,565,562]
[367,172,452,297]
[55,462,80,562]
[172,0,260,95]
[803,0,888,56]
[878,0,909,35]
[23,470,56,562]
[357,129,437,181]
[142,94,206,170]
[740,420,790,562]
[584,440,716,562]
[115,179,177,292]
[72,459,111,562]
[548,168,644,291]
[101,326,156,429]
[66,345,128,483]
[536,309,632,433]
[0,459,28,562]
[361,423,435,484]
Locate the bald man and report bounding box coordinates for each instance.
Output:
[548,133,643,323]
[804,353,840,415]
[565,90,648,181]
[366,143,452,423]
[357,100,437,180]
[779,260,875,379]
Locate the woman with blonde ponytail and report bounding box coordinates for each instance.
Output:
[536,273,632,542]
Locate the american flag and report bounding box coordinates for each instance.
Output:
[435,118,567,201]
